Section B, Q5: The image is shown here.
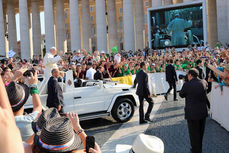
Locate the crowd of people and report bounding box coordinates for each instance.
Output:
[1,46,229,83]
[0,43,229,153]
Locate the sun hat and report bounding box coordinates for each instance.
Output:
[116,134,164,153]
[6,82,30,112]
[100,50,105,54]
[32,108,60,133]
[34,117,82,153]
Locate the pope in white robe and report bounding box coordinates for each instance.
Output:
[43,47,62,79]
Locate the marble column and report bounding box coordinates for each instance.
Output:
[135,0,144,50]
[0,0,5,56]
[3,10,9,54]
[44,0,55,52]
[56,0,67,52]
[19,0,31,59]
[81,0,91,51]
[96,0,107,52]
[216,0,229,45]
[107,0,118,52]
[183,0,197,2]
[163,0,173,5]
[7,0,17,53]
[28,8,34,58]
[207,0,217,48]
[151,0,162,7]
[173,0,183,4]
[70,0,81,51]
[32,0,41,56]
[123,0,135,51]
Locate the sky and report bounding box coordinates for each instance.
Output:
[16,12,45,41]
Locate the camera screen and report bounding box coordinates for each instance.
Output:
[149,4,203,49]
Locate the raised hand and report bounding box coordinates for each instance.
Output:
[0,77,24,153]
[11,68,27,82]
[66,112,82,132]
[27,71,38,85]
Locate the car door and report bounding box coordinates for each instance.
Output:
[72,85,106,115]
[62,92,76,113]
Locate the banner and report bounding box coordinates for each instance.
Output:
[114,71,186,95]
[112,75,133,86]
[8,50,16,58]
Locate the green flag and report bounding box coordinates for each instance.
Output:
[111,46,118,54]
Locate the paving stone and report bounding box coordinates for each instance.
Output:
[145,98,229,153]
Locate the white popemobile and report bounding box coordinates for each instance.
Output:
[24,70,139,123]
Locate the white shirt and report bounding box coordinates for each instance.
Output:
[43,52,61,78]
[15,111,39,141]
[86,67,96,80]
[93,56,100,63]
[114,54,121,64]
[72,55,82,63]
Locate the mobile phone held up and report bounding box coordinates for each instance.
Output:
[86,136,95,153]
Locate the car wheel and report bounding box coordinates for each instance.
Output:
[111,98,135,123]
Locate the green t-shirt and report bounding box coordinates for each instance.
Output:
[174,64,181,70]
[135,69,141,74]
[182,63,188,70]
[118,67,131,77]
[147,66,151,72]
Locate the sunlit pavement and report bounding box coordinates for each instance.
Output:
[145,97,229,153]
[81,95,229,153]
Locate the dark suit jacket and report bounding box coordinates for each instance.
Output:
[179,78,208,120]
[47,76,64,108]
[196,66,204,79]
[94,70,103,80]
[165,64,178,83]
[133,70,150,97]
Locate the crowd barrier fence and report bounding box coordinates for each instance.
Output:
[113,72,229,132]
[210,82,229,132]
[112,71,186,95]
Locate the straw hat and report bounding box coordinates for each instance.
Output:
[34,117,81,152]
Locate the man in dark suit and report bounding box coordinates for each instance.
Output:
[133,62,154,124]
[179,68,208,153]
[165,59,178,101]
[47,68,64,113]
[94,66,104,80]
[196,59,204,79]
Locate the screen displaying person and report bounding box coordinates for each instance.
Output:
[167,13,192,46]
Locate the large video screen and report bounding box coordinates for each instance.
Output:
[149,4,203,49]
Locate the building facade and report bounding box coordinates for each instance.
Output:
[0,0,226,59]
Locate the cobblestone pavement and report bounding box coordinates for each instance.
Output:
[80,117,122,147]
[145,97,229,153]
